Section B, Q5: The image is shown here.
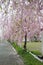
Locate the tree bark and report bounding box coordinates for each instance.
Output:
[24,33,27,51]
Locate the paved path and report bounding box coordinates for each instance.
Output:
[0,41,24,65]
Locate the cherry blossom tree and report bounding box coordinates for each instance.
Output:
[0,0,43,51]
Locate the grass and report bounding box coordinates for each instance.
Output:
[22,42,41,51]
[22,41,42,56]
[22,41,41,55]
[12,42,43,65]
[31,51,42,56]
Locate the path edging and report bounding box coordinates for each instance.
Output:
[29,52,43,62]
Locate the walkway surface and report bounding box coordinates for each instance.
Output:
[0,41,24,65]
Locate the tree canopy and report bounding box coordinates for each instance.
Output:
[0,0,43,42]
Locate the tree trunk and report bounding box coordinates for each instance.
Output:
[24,33,27,51]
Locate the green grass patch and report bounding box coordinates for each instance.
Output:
[22,41,42,56]
[22,42,41,52]
[31,51,41,56]
[12,42,43,65]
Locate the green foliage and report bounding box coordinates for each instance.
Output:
[12,42,43,65]
[28,0,33,3]
[0,5,2,11]
[31,35,40,42]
